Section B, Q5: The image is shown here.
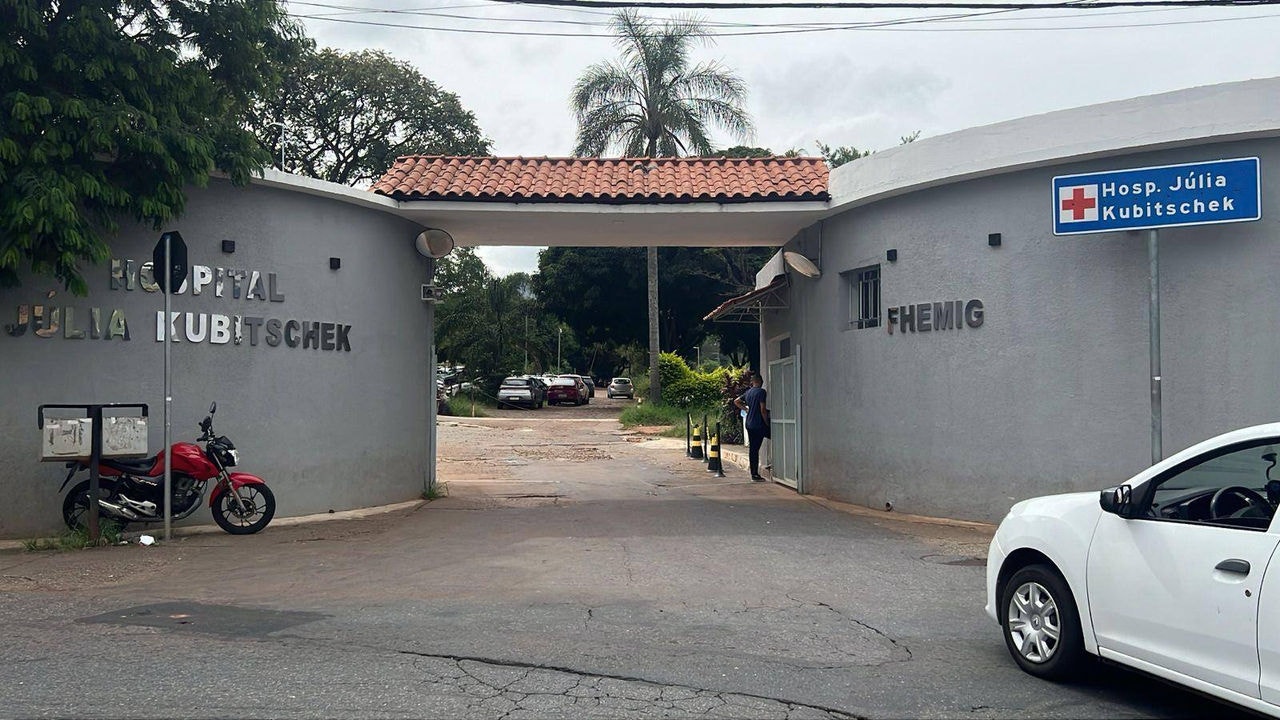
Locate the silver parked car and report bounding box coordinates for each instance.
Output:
[607,377,633,399]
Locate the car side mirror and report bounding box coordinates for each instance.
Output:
[1099,485,1133,518]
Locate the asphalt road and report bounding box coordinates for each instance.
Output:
[0,407,1259,719]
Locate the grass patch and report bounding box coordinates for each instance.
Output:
[24,521,125,551]
[422,481,450,501]
[443,393,493,417]
[619,402,719,429]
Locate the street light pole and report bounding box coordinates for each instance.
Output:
[557,326,563,373]
[695,345,701,369]
[268,121,290,171]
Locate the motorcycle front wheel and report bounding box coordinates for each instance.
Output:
[62,479,129,532]
[211,483,276,535]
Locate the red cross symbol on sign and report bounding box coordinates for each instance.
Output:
[1059,185,1098,222]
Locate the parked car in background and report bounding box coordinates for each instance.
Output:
[607,378,634,399]
[498,376,545,409]
[560,374,594,398]
[987,423,1280,717]
[546,376,588,406]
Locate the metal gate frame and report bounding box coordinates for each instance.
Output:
[767,345,801,491]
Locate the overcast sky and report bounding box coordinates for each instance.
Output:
[292,1,1280,275]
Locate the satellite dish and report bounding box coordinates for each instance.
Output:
[783,251,821,278]
[415,228,455,258]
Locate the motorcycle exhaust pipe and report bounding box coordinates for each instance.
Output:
[97,499,142,521]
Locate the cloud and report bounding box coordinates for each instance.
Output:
[475,246,544,277]
[749,58,950,152]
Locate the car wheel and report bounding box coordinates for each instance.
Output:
[1001,564,1086,680]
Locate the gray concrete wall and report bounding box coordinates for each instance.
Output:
[766,138,1280,522]
[0,179,432,538]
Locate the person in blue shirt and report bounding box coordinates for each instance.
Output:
[734,372,770,481]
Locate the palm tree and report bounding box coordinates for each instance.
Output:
[571,9,753,404]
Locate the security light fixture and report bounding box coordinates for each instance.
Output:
[988,233,1002,247]
[329,257,341,270]
[887,249,898,263]
[221,240,236,254]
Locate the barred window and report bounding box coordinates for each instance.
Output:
[848,265,880,329]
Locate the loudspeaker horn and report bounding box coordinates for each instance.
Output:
[783,251,821,278]
[415,228,455,259]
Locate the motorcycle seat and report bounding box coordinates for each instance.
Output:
[102,455,159,473]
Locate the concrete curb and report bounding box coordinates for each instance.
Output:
[720,444,995,533]
[0,498,426,551]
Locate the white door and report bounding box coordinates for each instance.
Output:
[1087,439,1280,698]
[768,353,799,489]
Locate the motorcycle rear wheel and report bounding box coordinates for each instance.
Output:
[62,479,130,533]
[211,483,276,535]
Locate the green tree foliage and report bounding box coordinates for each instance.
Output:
[816,141,871,169]
[434,246,489,298]
[436,258,569,390]
[571,10,753,157]
[716,145,775,158]
[570,9,755,403]
[0,0,305,293]
[816,131,923,169]
[251,48,490,186]
[534,245,770,377]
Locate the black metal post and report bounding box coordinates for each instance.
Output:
[686,413,691,457]
[714,422,725,478]
[88,405,102,542]
[39,403,148,544]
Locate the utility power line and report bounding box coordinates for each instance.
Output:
[485,0,1280,8]
[291,0,1207,27]
[291,8,1280,36]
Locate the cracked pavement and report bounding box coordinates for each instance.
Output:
[401,652,856,719]
[0,412,1255,718]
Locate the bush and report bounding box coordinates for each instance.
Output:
[718,367,754,445]
[664,375,721,409]
[657,352,692,391]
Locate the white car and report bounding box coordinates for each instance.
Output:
[987,423,1280,717]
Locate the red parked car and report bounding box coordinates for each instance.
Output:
[545,376,588,406]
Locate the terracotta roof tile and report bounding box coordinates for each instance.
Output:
[371,156,829,203]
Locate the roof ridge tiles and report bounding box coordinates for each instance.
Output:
[373,155,829,203]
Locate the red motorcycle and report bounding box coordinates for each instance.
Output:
[60,402,275,535]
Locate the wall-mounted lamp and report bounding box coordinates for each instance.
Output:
[886,248,898,263]
[329,257,341,270]
[988,233,1002,247]
[221,240,236,254]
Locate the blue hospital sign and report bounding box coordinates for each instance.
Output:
[1052,158,1261,236]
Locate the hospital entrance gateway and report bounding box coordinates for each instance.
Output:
[2,77,1278,538]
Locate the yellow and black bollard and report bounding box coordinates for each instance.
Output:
[707,424,725,477]
[691,423,704,459]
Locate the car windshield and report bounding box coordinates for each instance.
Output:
[501,378,529,386]
[551,378,575,386]
[613,378,631,384]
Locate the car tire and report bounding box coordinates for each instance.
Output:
[1000,563,1087,680]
